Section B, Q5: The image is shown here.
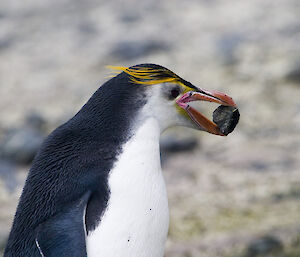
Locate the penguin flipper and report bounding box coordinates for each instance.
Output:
[35,191,91,257]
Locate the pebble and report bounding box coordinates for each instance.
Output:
[285,62,300,84]
[160,136,198,165]
[110,40,169,60]
[0,160,18,192]
[0,127,44,165]
[244,235,284,257]
[213,106,240,135]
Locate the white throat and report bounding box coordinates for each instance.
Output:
[87,118,169,257]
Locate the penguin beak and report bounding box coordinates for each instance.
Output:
[176,89,237,136]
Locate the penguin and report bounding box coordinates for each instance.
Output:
[4,64,239,257]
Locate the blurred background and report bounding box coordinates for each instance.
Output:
[0,0,300,256]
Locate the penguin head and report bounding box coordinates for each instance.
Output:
[109,63,239,135]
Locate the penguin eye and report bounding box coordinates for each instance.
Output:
[170,89,180,99]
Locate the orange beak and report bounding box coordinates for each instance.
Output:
[176,89,238,136]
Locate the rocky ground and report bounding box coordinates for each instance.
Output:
[0,0,300,256]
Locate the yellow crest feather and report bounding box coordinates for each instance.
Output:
[107,65,181,85]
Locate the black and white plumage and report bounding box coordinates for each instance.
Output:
[4,64,239,257]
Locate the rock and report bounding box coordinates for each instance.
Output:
[0,112,47,165]
[25,112,47,132]
[213,105,240,135]
[244,235,284,257]
[0,36,14,51]
[0,11,5,19]
[250,161,268,171]
[110,40,169,60]
[0,127,44,165]
[160,136,198,153]
[217,33,244,66]
[0,233,8,257]
[160,136,198,165]
[77,21,97,35]
[120,12,141,23]
[0,160,18,192]
[285,62,300,83]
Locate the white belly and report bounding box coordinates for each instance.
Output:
[87,119,169,257]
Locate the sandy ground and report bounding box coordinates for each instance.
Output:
[0,0,300,256]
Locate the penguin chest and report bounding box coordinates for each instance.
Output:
[87,120,169,257]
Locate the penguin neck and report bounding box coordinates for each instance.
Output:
[87,117,169,257]
[123,116,162,165]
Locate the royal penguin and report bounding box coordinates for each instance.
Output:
[4,64,239,257]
